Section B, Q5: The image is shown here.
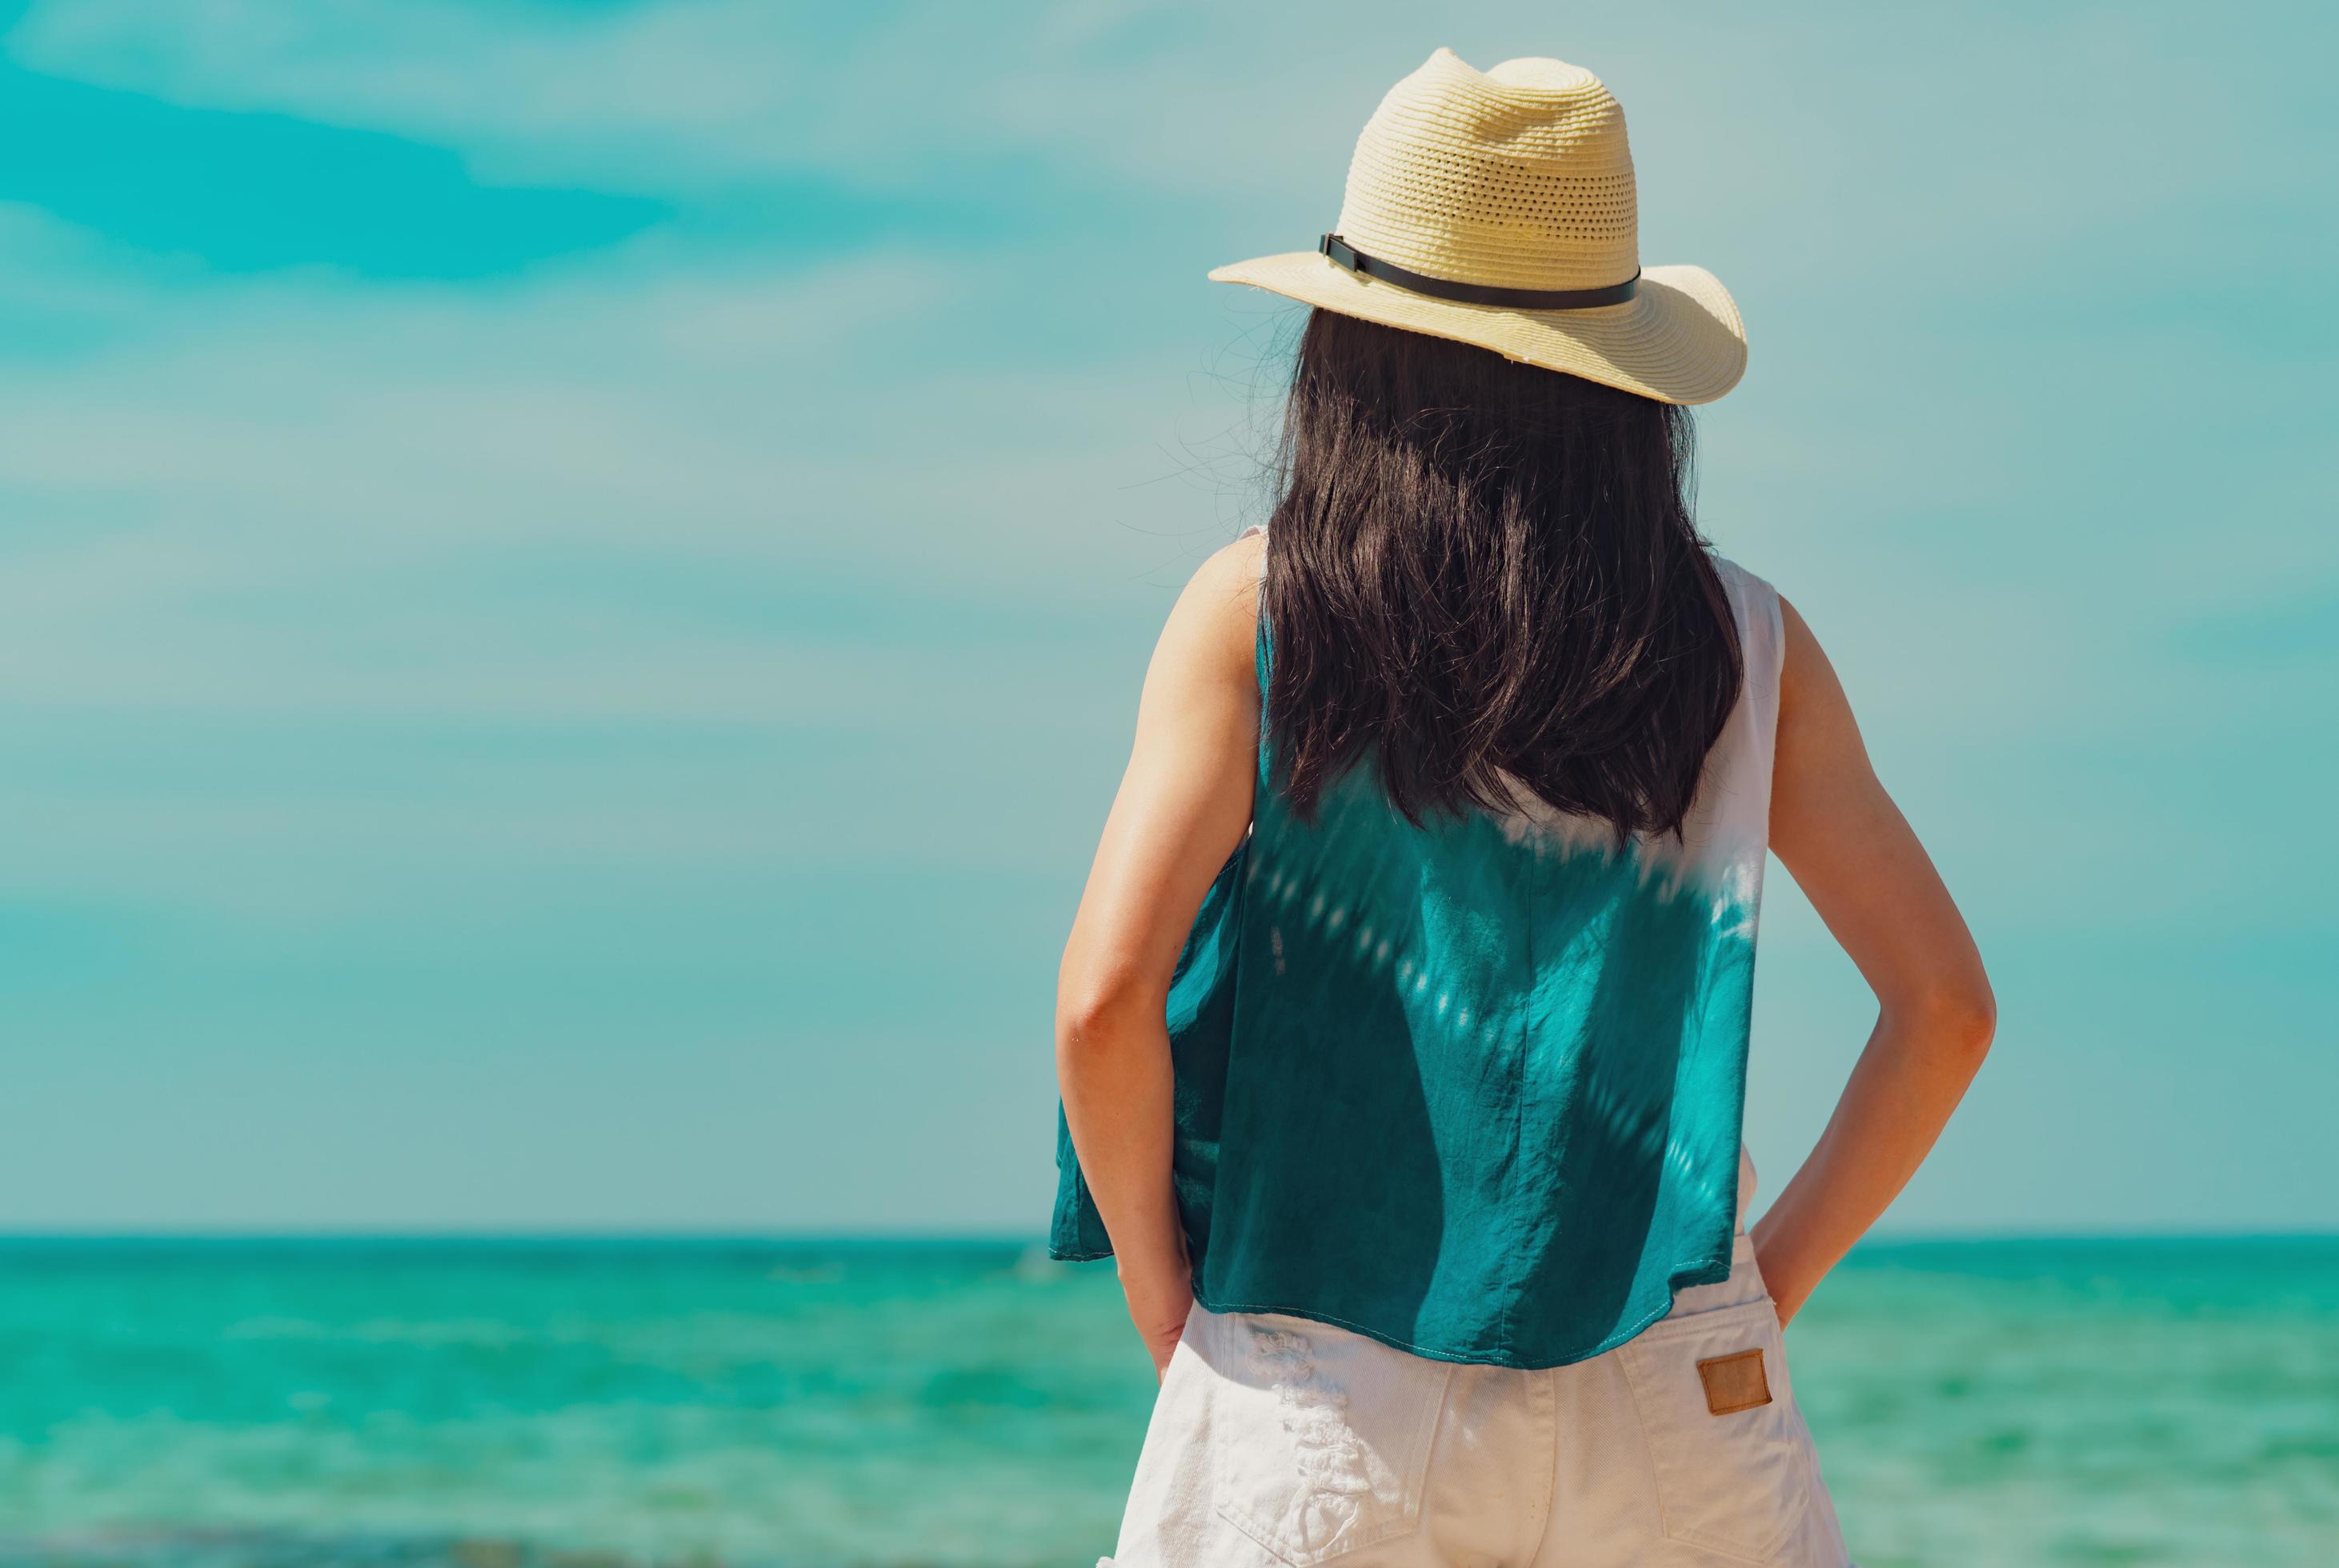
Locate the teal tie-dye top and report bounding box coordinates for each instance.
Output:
[1051,536,1787,1370]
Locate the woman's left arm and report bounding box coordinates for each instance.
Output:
[1056,534,1264,1379]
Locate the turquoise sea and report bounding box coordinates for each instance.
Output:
[0,1237,2331,1567]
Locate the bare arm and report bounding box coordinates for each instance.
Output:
[1055,534,1263,1377]
[1752,593,1997,1326]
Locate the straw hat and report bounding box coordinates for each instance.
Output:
[1210,48,1746,405]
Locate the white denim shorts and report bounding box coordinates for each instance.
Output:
[1101,1226,1850,1567]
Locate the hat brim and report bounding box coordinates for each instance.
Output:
[1206,251,1746,406]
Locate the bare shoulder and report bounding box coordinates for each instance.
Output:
[1191,529,1266,608]
[1154,532,1264,683]
[1776,590,1815,684]
[1776,592,1855,730]
[1773,590,1882,805]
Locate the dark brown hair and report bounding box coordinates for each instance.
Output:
[1261,307,1741,842]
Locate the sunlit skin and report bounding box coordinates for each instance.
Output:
[1056,530,1997,1380]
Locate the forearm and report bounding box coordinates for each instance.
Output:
[1752,998,1993,1323]
[1055,995,1188,1286]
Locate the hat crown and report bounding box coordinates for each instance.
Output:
[1333,48,1638,294]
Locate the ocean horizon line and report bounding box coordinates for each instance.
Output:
[0,1225,2331,1249]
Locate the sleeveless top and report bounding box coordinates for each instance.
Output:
[1051,531,1787,1370]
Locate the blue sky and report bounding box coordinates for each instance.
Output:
[0,1,2332,1234]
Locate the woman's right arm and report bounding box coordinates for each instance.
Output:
[1752,593,1997,1326]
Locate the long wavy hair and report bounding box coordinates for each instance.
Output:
[1260,307,1742,843]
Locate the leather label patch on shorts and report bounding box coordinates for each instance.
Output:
[1696,1347,1772,1415]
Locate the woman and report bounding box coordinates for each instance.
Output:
[1053,50,1993,1568]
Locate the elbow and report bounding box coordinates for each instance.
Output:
[1055,967,1163,1069]
[1909,978,1997,1072]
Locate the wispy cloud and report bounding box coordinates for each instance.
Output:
[5,0,1317,198]
[0,61,664,275]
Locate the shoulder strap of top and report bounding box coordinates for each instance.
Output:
[1711,553,1785,778]
[1690,554,1787,883]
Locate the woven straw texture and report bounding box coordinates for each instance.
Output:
[1210,48,1747,405]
